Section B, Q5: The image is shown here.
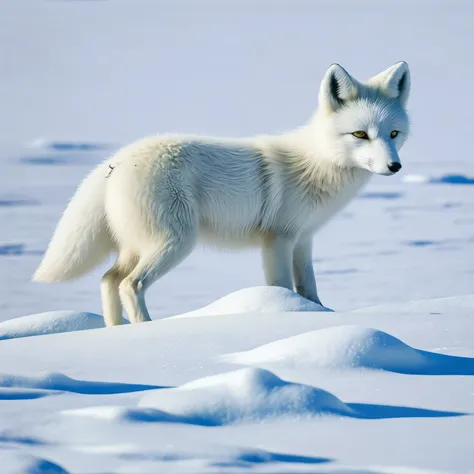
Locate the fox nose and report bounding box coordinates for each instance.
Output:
[388,162,402,173]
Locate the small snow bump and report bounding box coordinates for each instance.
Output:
[0,451,69,474]
[172,286,331,319]
[0,310,105,340]
[0,387,60,400]
[221,326,428,373]
[138,368,354,425]
[0,372,160,395]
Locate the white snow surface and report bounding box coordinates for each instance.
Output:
[1,0,474,472]
[0,310,105,340]
[1,290,473,473]
[137,368,355,424]
[173,286,330,318]
[354,294,474,315]
[221,326,428,371]
[1,452,68,474]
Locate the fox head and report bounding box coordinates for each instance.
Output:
[314,62,410,176]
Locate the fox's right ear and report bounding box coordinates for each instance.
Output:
[319,64,358,112]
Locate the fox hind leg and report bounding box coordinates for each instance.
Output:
[119,237,196,323]
[118,204,197,324]
[101,252,139,326]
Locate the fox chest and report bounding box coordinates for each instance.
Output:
[278,176,370,235]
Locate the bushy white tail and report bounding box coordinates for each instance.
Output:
[33,163,114,282]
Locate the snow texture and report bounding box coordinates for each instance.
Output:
[222,326,427,371]
[137,368,354,424]
[222,324,474,375]
[0,372,159,395]
[0,292,473,472]
[172,286,330,318]
[0,452,68,474]
[355,294,474,314]
[0,311,105,341]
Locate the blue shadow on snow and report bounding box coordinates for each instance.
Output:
[0,243,45,256]
[348,403,466,419]
[118,402,468,427]
[358,191,403,199]
[121,448,331,467]
[431,174,474,185]
[0,199,39,207]
[410,350,474,376]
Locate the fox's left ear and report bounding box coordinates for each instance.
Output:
[368,61,410,107]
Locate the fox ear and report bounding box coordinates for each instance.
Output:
[368,61,410,107]
[319,64,358,112]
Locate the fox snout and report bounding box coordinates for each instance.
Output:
[388,162,402,173]
[372,140,403,176]
[378,158,402,176]
[355,141,403,176]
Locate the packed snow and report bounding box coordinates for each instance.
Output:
[0,310,105,340]
[1,290,473,473]
[172,286,330,318]
[1,0,474,473]
[137,368,355,424]
[222,324,474,375]
[1,452,68,474]
[221,326,427,372]
[0,372,158,395]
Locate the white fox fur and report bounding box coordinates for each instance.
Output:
[33,62,411,326]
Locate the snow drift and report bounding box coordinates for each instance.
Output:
[137,368,354,425]
[0,310,105,341]
[0,372,158,396]
[221,325,428,372]
[172,286,331,319]
[1,451,68,474]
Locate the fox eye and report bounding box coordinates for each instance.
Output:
[352,131,369,139]
[390,130,399,139]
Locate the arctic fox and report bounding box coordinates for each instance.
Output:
[33,62,411,326]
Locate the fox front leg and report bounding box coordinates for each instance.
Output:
[261,234,294,291]
[293,236,322,305]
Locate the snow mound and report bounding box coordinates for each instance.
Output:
[138,368,353,425]
[1,451,68,474]
[221,326,427,372]
[0,372,158,395]
[0,387,60,400]
[172,286,331,319]
[0,310,105,340]
[0,372,89,392]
